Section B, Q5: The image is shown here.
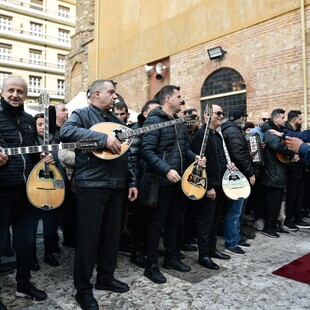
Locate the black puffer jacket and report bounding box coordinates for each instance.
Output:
[260,120,294,188]
[221,120,254,178]
[60,104,138,189]
[141,107,196,186]
[0,99,39,187]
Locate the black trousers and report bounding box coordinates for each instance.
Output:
[196,186,223,258]
[74,188,125,295]
[146,183,185,264]
[285,176,305,223]
[263,187,284,230]
[0,185,34,284]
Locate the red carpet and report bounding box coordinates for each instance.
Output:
[272,253,310,285]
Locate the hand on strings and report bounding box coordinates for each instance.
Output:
[40,152,55,164]
[196,155,206,168]
[106,136,121,154]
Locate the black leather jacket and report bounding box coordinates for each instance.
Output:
[141,107,196,186]
[60,104,138,189]
[0,100,39,187]
[221,120,254,178]
[260,121,294,188]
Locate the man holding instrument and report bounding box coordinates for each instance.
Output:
[191,105,231,270]
[141,85,206,284]
[0,76,50,308]
[60,79,138,310]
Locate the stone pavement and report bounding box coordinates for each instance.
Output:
[1,224,310,310]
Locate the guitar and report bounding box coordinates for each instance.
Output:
[90,115,197,160]
[276,140,292,163]
[217,127,251,200]
[181,103,212,200]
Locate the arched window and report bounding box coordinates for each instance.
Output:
[200,67,246,117]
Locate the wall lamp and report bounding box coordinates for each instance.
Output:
[207,46,227,60]
[145,63,169,80]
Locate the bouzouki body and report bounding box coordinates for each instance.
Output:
[276,140,292,163]
[26,91,65,210]
[27,159,65,210]
[90,115,197,160]
[222,169,251,200]
[217,127,251,200]
[181,103,213,200]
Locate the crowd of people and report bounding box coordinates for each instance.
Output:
[0,76,310,310]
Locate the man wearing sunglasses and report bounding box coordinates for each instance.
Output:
[250,112,270,142]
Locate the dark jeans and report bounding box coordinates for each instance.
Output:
[0,185,35,284]
[33,207,59,252]
[146,183,185,264]
[196,186,223,258]
[263,187,284,230]
[74,188,125,294]
[285,176,304,223]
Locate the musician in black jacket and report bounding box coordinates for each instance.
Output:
[191,105,231,270]
[0,76,50,307]
[141,85,206,284]
[60,79,138,310]
[261,108,296,238]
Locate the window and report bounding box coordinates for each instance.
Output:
[29,76,42,93]
[57,79,65,96]
[58,5,70,18]
[29,49,42,65]
[0,15,12,31]
[30,22,43,37]
[30,0,43,11]
[0,71,11,90]
[57,54,65,68]
[0,43,12,60]
[58,29,70,44]
[200,67,247,117]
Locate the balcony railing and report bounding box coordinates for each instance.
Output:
[0,0,76,22]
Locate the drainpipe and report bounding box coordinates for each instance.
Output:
[301,0,308,128]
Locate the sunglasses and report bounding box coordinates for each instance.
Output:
[262,118,270,122]
[213,111,225,117]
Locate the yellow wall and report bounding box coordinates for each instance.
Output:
[93,0,309,78]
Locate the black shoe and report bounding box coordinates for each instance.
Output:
[238,240,251,248]
[176,250,185,260]
[180,244,197,252]
[0,261,16,275]
[95,278,129,293]
[162,258,191,272]
[75,293,99,310]
[261,228,280,238]
[51,245,61,254]
[295,219,310,229]
[31,258,40,272]
[144,264,167,284]
[276,226,289,234]
[198,257,219,270]
[44,251,59,267]
[283,220,299,232]
[209,249,231,260]
[225,246,247,256]
[16,282,47,301]
[130,252,147,268]
[0,300,8,310]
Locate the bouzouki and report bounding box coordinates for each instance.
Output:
[217,127,251,200]
[26,92,65,210]
[276,140,292,163]
[90,115,197,160]
[181,103,213,200]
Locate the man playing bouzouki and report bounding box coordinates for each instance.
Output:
[60,79,138,310]
[191,105,232,270]
[0,76,53,308]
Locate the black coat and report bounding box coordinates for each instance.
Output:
[60,104,138,189]
[221,120,254,178]
[260,121,294,188]
[141,107,196,186]
[191,125,226,190]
